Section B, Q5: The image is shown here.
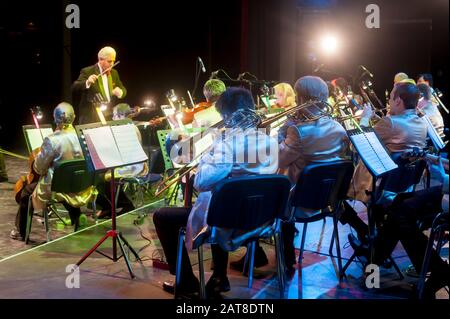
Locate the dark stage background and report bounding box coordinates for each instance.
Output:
[0,0,448,151]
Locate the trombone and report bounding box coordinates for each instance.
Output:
[154,100,331,196]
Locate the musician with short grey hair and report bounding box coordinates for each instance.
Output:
[10,103,96,240]
[72,46,127,124]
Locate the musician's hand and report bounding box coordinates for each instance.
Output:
[87,74,98,86]
[112,87,123,98]
[427,157,446,184]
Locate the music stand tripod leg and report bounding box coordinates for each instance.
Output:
[76,232,111,266]
[116,234,136,279]
[118,231,142,263]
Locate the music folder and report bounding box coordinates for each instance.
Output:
[422,115,445,150]
[348,127,398,178]
[81,123,148,172]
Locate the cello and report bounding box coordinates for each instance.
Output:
[14,147,41,204]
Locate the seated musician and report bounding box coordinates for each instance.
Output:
[279,76,350,270]
[95,103,148,219]
[10,103,96,240]
[152,87,278,298]
[231,76,350,272]
[394,72,409,84]
[352,156,449,298]
[191,79,226,128]
[273,82,296,109]
[417,83,445,138]
[340,82,428,247]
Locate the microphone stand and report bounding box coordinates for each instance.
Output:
[432,91,449,114]
[191,59,203,102]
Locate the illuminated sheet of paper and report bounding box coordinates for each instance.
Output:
[26,128,54,152]
[111,124,148,165]
[84,126,123,170]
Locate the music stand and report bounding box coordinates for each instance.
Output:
[342,127,398,272]
[74,119,147,278]
[22,124,54,154]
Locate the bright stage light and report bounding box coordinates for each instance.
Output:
[320,34,338,55]
[144,99,153,107]
[100,103,108,112]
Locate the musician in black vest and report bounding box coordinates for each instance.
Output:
[72,46,127,124]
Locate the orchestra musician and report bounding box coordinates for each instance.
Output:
[417,83,445,137]
[231,76,350,272]
[72,46,127,124]
[152,87,278,298]
[341,82,428,246]
[394,72,409,84]
[273,82,296,109]
[10,103,97,241]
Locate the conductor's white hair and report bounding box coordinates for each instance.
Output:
[98,46,116,60]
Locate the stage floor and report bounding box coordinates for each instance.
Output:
[0,156,448,299]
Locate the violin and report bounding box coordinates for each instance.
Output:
[14,147,41,204]
[180,101,212,125]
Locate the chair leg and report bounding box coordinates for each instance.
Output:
[418,229,436,299]
[274,231,285,298]
[248,241,256,288]
[25,196,34,244]
[44,207,51,242]
[198,246,206,299]
[298,223,308,266]
[332,216,344,281]
[174,228,185,299]
[388,255,404,280]
[329,227,335,257]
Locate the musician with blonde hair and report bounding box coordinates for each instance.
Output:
[273,82,296,109]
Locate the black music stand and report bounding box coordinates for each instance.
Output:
[74,120,147,279]
[342,127,398,273]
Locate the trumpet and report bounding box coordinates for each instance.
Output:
[154,100,331,196]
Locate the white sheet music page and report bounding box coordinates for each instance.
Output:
[26,128,54,152]
[350,131,397,177]
[84,126,123,170]
[423,116,445,150]
[111,124,148,165]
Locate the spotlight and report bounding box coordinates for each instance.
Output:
[144,99,153,107]
[320,34,338,55]
[99,103,108,112]
[166,89,178,103]
[31,106,43,120]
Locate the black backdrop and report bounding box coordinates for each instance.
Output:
[0,0,448,150]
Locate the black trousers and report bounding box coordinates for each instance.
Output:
[152,207,229,283]
[15,182,81,239]
[374,186,448,278]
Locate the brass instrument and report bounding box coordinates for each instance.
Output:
[154,100,331,196]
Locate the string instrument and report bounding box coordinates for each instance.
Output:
[14,147,41,204]
[180,101,212,125]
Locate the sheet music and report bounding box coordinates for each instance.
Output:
[26,128,54,151]
[84,126,123,170]
[110,124,148,164]
[423,116,445,150]
[350,130,398,177]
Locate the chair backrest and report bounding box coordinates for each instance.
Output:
[378,152,426,194]
[290,160,354,211]
[207,175,291,231]
[51,159,93,193]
